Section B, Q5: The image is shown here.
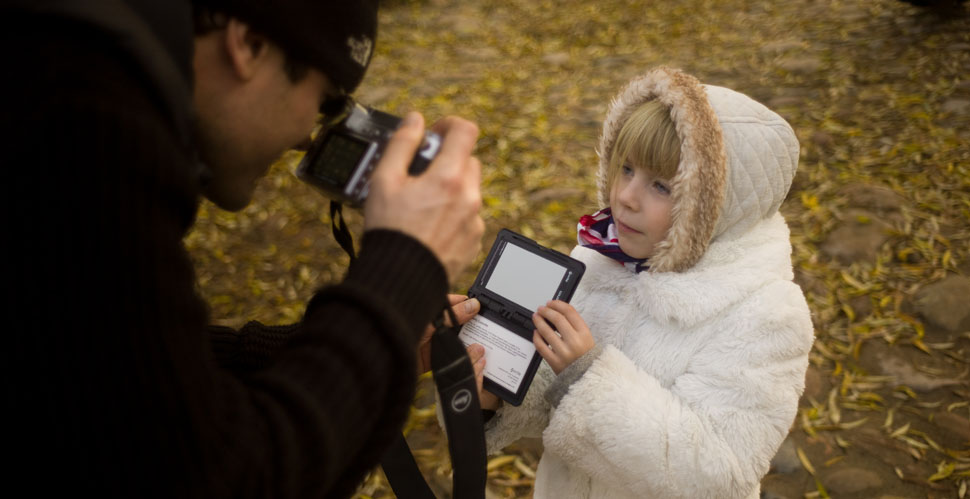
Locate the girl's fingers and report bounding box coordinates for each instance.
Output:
[533,312,565,350]
[536,305,573,338]
[533,331,560,366]
[547,300,586,330]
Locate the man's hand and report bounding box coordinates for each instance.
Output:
[465,343,502,411]
[416,294,481,375]
[533,300,595,375]
[364,112,484,283]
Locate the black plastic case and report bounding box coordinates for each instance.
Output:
[459,229,586,406]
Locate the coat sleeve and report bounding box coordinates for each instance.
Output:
[541,282,814,498]
[482,361,556,455]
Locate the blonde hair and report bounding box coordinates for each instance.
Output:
[605,99,681,194]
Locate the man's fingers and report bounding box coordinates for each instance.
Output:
[464,156,483,193]
[372,111,425,183]
[428,115,477,139]
[467,343,485,364]
[424,117,479,178]
[446,296,480,326]
[470,346,486,393]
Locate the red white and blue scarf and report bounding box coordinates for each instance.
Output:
[577,208,650,274]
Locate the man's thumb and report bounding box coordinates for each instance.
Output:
[372,111,425,183]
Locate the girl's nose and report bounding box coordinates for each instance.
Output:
[617,180,640,210]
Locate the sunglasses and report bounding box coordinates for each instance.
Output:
[293,94,356,152]
[319,93,355,126]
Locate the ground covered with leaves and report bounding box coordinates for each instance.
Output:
[186,0,970,497]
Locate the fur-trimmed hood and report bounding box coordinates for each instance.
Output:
[596,67,799,272]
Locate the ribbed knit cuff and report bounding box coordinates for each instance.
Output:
[208,322,303,370]
[342,229,448,341]
[208,325,242,365]
[544,344,605,408]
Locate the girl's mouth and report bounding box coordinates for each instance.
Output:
[616,218,641,234]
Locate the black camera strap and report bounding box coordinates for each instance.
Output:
[328,202,487,498]
[330,201,357,264]
[381,305,487,499]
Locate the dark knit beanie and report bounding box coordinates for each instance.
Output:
[194,0,377,93]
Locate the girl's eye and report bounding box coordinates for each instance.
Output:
[621,165,634,176]
[653,181,671,195]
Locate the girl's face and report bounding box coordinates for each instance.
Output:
[609,164,674,259]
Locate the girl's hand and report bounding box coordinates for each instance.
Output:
[466,344,502,411]
[532,300,595,374]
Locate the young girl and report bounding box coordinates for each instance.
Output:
[473,66,814,498]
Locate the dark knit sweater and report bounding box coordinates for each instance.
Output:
[1,7,446,499]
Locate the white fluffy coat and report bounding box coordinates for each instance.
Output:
[485,215,813,498]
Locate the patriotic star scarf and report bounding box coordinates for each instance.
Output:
[577,208,650,274]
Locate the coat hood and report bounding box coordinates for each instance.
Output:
[596,67,799,272]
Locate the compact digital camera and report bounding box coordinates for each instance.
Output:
[296,103,441,206]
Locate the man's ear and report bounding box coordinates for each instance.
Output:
[223,18,270,81]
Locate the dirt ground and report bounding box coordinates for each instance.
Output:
[186,0,970,497]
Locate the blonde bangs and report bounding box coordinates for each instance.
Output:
[606,100,681,193]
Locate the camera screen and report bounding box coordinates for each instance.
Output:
[308,133,370,186]
[484,243,567,313]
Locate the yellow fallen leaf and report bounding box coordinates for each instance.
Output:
[841,303,856,322]
[948,401,969,412]
[890,422,911,438]
[838,418,869,430]
[798,447,817,475]
[513,458,536,479]
[828,389,841,424]
[929,461,955,482]
[901,436,928,451]
[802,411,817,437]
[801,192,819,211]
[895,386,918,399]
[487,455,516,471]
[835,436,851,449]
[840,271,867,290]
[912,337,932,354]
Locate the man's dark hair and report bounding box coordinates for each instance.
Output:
[193,6,310,82]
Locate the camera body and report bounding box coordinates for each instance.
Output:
[296,104,441,206]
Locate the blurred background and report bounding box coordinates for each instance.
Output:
[186,0,970,497]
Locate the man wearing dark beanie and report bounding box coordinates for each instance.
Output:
[1,1,484,498]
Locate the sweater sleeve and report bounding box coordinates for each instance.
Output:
[206,229,444,375]
[540,283,814,498]
[208,323,300,371]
